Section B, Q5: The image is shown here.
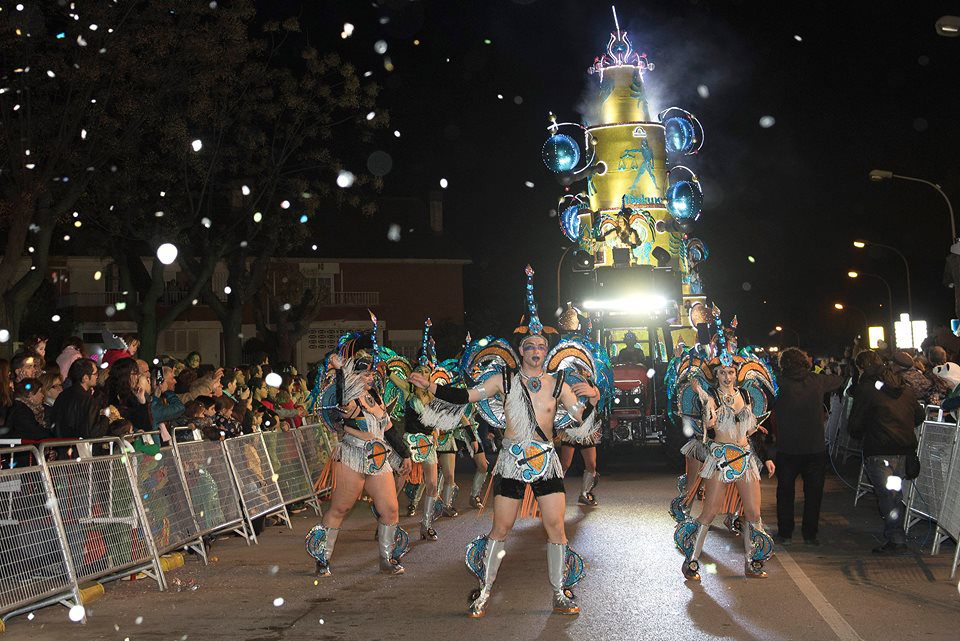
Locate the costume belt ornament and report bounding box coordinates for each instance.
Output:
[509,440,555,482]
[404,433,433,463]
[711,442,751,482]
[364,439,391,476]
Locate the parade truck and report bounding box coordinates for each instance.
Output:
[540,8,711,466]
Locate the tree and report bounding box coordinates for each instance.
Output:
[0,1,160,353]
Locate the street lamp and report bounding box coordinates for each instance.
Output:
[771,325,801,346]
[847,270,894,342]
[833,302,869,338]
[869,169,956,242]
[852,239,912,319]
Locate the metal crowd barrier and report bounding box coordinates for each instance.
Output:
[294,422,336,499]
[222,433,291,541]
[260,430,321,515]
[39,438,167,593]
[171,429,251,548]
[0,421,334,626]
[0,445,84,623]
[904,420,960,554]
[122,433,205,561]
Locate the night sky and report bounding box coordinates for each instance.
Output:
[288,1,960,355]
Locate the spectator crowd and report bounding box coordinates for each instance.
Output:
[0,334,313,451]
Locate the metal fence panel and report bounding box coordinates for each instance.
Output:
[905,421,958,529]
[298,423,337,498]
[938,437,960,560]
[42,440,164,590]
[172,435,247,538]
[261,430,313,505]
[0,446,81,620]
[222,433,287,527]
[125,439,202,556]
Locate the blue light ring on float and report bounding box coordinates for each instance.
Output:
[665,165,703,221]
[659,107,704,156]
[542,133,582,173]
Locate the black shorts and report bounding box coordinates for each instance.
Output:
[559,441,597,451]
[494,475,565,499]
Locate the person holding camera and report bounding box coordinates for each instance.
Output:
[848,350,922,555]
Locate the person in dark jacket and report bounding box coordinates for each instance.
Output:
[771,349,847,545]
[106,358,153,432]
[848,350,922,554]
[5,378,52,441]
[49,358,108,439]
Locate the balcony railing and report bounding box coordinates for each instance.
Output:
[58,290,378,308]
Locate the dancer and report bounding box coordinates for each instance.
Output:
[673,307,777,581]
[409,266,600,618]
[555,304,608,506]
[305,322,413,577]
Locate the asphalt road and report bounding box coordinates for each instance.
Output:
[4,453,959,641]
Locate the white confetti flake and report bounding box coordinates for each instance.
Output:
[265,373,282,388]
[224,286,232,294]
[280,200,290,209]
[759,115,776,128]
[697,84,710,98]
[273,597,284,607]
[191,139,203,152]
[156,243,178,265]
[387,224,401,242]
[51,314,61,322]
[794,34,803,42]
[393,130,401,138]
[336,170,355,188]
[269,565,279,575]
[0,329,10,343]
[77,34,87,46]
[68,605,85,622]
[281,303,291,311]
[524,181,535,188]
[135,615,143,624]
[366,111,375,121]
[341,23,354,39]
[201,217,211,228]
[154,453,163,461]
[374,40,388,54]
[439,178,449,189]
[94,270,102,280]
[47,70,56,78]
[886,475,902,491]
[28,613,34,620]
[253,212,263,223]
[241,185,250,196]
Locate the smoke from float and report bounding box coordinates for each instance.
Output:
[541,6,709,328]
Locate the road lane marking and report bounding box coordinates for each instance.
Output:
[778,549,865,641]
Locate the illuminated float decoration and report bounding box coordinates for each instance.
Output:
[541,5,711,329]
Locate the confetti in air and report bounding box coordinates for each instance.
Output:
[794,34,803,42]
[241,185,251,196]
[697,84,710,98]
[336,170,356,188]
[759,116,776,128]
[68,605,85,622]
[524,181,535,188]
[156,243,178,265]
[341,23,354,39]
[885,476,902,491]
[374,40,388,54]
[387,224,402,242]
[439,178,449,189]
[191,139,203,151]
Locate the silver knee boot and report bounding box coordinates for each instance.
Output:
[305,525,339,577]
[377,523,405,575]
[467,537,506,618]
[441,482,459,517]
[743,520,773,578]
[421,496,439,541]
[674,519,709,581]
[578,471,599,506]
[469,471,487,508]
[547,542,580,614]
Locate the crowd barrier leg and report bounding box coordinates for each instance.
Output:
[854,462,872,506]
[258,433,292,530]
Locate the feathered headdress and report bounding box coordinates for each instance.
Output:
[512,265,558,344]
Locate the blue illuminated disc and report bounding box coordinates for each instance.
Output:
[560,204,582,242]
[541,134,581,173]
[664,116,696,155]
[666,180,703,220]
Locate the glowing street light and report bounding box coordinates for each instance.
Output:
[852,238,913,319]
